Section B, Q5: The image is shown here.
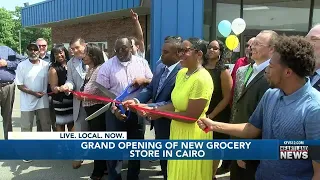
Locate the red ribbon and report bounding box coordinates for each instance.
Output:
[47,91,210,133]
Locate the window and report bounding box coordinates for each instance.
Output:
[243,0,311,33]
[203,0,214,41]
[313,0,320,26]
[216,0,241,63]
[90,42,108,51]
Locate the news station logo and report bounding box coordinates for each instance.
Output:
[279,146,309,160]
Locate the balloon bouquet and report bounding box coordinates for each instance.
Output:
[218,18,246,51]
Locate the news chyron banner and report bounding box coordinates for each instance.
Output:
[4,132,320,160]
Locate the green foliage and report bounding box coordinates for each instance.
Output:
[0,8,16,48]
[0,6,52,54]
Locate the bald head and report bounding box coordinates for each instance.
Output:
[115,38,132,47]
[307,25,320,38]
[306,25,320,69]
[248,37,255,44]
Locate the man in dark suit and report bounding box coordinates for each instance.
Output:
[306,25,320,91]
[122,38,182,180]
[230,30,278,180]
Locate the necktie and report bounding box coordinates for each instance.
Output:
[156,67,170,96]
[244,64,254,86]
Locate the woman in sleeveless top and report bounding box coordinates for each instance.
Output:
[205,40,233,178]
[79,43,106,180]
[48,44,74,131]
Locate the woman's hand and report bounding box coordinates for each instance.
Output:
[59,85,70,92]
[74,93,85,101]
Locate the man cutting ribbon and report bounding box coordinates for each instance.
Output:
[96,37,152,180]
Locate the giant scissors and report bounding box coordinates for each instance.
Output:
[85,82,140,121]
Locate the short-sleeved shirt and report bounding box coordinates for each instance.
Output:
[96,55,153,100]
[249,79,320,180]
[169,68,214,140]
[15,59,50,111]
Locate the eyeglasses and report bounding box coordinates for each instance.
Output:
[179,48,198,55]
[245,44,250,48]
[38,45,47,47]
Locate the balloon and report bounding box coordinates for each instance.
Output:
[231,18,246,35]
[225,35,239,51]
[218,20,232,37]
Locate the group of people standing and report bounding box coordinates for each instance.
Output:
[120,28,320,180]
[0,9,319,180]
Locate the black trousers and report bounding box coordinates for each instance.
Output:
[106,110,145,180]
[85,104,107,178]
[230,160,259,180]
[153,118,171,180]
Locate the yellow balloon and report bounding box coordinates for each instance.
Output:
[225,35,239,50]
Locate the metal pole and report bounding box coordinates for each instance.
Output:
[18,30,21,55]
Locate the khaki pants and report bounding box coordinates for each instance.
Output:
[0,83,15,139]
[21,108,51,132]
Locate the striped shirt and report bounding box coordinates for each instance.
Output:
[249,79,320,180]
[96,55,153,100]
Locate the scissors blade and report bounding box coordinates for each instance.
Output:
[85,103,111,121]
[94,82,117,99]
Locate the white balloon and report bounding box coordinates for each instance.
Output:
[231,18,246,35]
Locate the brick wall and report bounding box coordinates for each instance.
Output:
[51,15,147,56]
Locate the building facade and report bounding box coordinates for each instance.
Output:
[204,0,320,61]
[21,0,320,68]
[21,0,203,70]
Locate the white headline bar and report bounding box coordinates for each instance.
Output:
[8,132,127,140]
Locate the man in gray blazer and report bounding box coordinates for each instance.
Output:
[230,30,278,180]
[60,37,88,169]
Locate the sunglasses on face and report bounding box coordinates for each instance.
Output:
[38,45,47,47]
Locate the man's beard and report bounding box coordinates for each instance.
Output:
[29,53,39,60]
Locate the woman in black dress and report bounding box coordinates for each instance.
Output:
[48,44,74,131]
[204,40,233,178]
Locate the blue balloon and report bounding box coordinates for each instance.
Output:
[218,20,232,37]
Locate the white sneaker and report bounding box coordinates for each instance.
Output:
[23,160,32,163]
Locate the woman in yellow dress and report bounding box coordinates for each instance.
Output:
[139,38,215,180]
